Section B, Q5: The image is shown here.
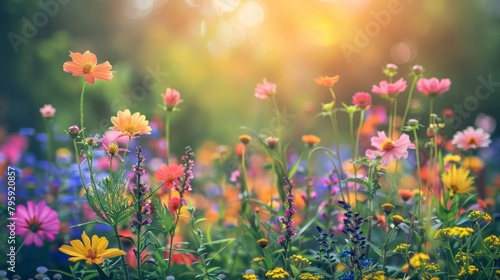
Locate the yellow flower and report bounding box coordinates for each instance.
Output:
[458,265,479,277]
[290,254,311,269]
[435,227,474,240]
[409,253,430,269]
[393,243,410,253]
[484,235,500,250]
[443,154,461,164]
[362,271,386,280]
[239,134,252,144]
[298,272,325,280]
[441,165,474,195]
[391,214,405,226]
[256,238,269,248]
[462,156,484,172]
[468,210,491,222]
[110,109,152,138]
[59,231,126,266]
[265,267,290,279]
[381,203,395,215]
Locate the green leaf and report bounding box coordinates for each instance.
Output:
[290,264,300,277]
[287,150,304,178]
[367,241,383,257]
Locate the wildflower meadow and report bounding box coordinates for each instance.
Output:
[1,1,500,280]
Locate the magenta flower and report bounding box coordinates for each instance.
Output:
[15,201,60,247]
[372,78,407,97]
[352,92,372,109]
[451,126,491,151]
[39,104,56,119]
[254,78,276,99]
[416,77,451,96]
[161,88,183,111]
[365,131,415,166]
[99,136,129,161]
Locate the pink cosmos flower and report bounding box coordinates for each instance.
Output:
[352,92,372,109]
[98,137,129,162]
[451,126,491,151]
[39,104,56,118]
[161,88,183,111]
[254,78,276,99]
[372,78,407,97]
[365,131,416,166]
[15,201,60,247]
[416,77,451,96]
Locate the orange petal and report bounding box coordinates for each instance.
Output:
[63,61,85,76]
[82,50,98,65]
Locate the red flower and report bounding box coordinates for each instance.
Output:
[352,92,372,109]
[154,163,183,189]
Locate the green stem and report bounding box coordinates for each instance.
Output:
[382,227,397,273]
[240,145,249,214]
[271,96,282,153]
[388,98,394,137]
[165,110,171,165]
[166,204,182,277]
[392,97,398,137]
[348,111,357,204]
[412,129,423,220]
[73,140,86,192]
[113,224,129,280]
[79,79,87,139]
[401,75,418,133]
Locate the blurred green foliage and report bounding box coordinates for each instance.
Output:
[2,0,500,154]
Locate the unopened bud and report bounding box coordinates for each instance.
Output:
[412,65,424,74]
[68,125,80,139]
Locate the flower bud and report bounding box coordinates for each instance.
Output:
[412,65,424,74]
[407,119,419,128]
[68,125,80,139]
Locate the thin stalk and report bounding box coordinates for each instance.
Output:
[392,97,398,138]
[348,111,357,204]
[412,129,423,220]
[400,75,418,133]
[79,79,87,139]
[165,110,171,165]
[113,224,130,280]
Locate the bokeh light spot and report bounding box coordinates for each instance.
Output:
[237,1,265,27]
[390,42,417,64]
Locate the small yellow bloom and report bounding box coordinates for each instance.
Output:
[362,270,386,280]
[391,214,405,226]
[59,231,126,266]
[381,203,395,215]
[409,253,430,269]
[290,254,311,269]
[484,235,500,250]
[435,227,474,240]
[458,265,479,277]
[443,154,461,164]
[462,156,484,172]
[441,164,475,195]
[265,267,290,279]
[256,238,269,248]
[298,272,324,280]
[393,243,410,253]
[110,109,152,138]
[468,210,491,222]
[239,134,252,145]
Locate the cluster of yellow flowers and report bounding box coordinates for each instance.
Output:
[455,252,472,264]
[393,243,410,253]
[458,265,479,277]
[242,273,259,280]
[290,254,311,269]
[468,209,492,222]
[434,226,474,240]
[297,272,325,280]
[265,267,290,279]
[409,253,430,269]
[362,270,386,280]
[484,234,500,250]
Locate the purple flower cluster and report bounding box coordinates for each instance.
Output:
[277,177,297,247]
[130,146,152,229]
[173,146,195,207]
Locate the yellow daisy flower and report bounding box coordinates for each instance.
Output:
[59,231,126,266]
[441,165,474,195]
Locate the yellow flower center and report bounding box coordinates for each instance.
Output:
[82,62,94,74]
[124,125,137,135]
[87,248,98,260]
[381,139,395,151]
[108,143,119,155]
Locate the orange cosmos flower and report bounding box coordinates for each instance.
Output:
[63,50,113,84]
[315,75,339,88]
[154,163,184,189]
[109,109,152,138]
[302,134,321,147]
